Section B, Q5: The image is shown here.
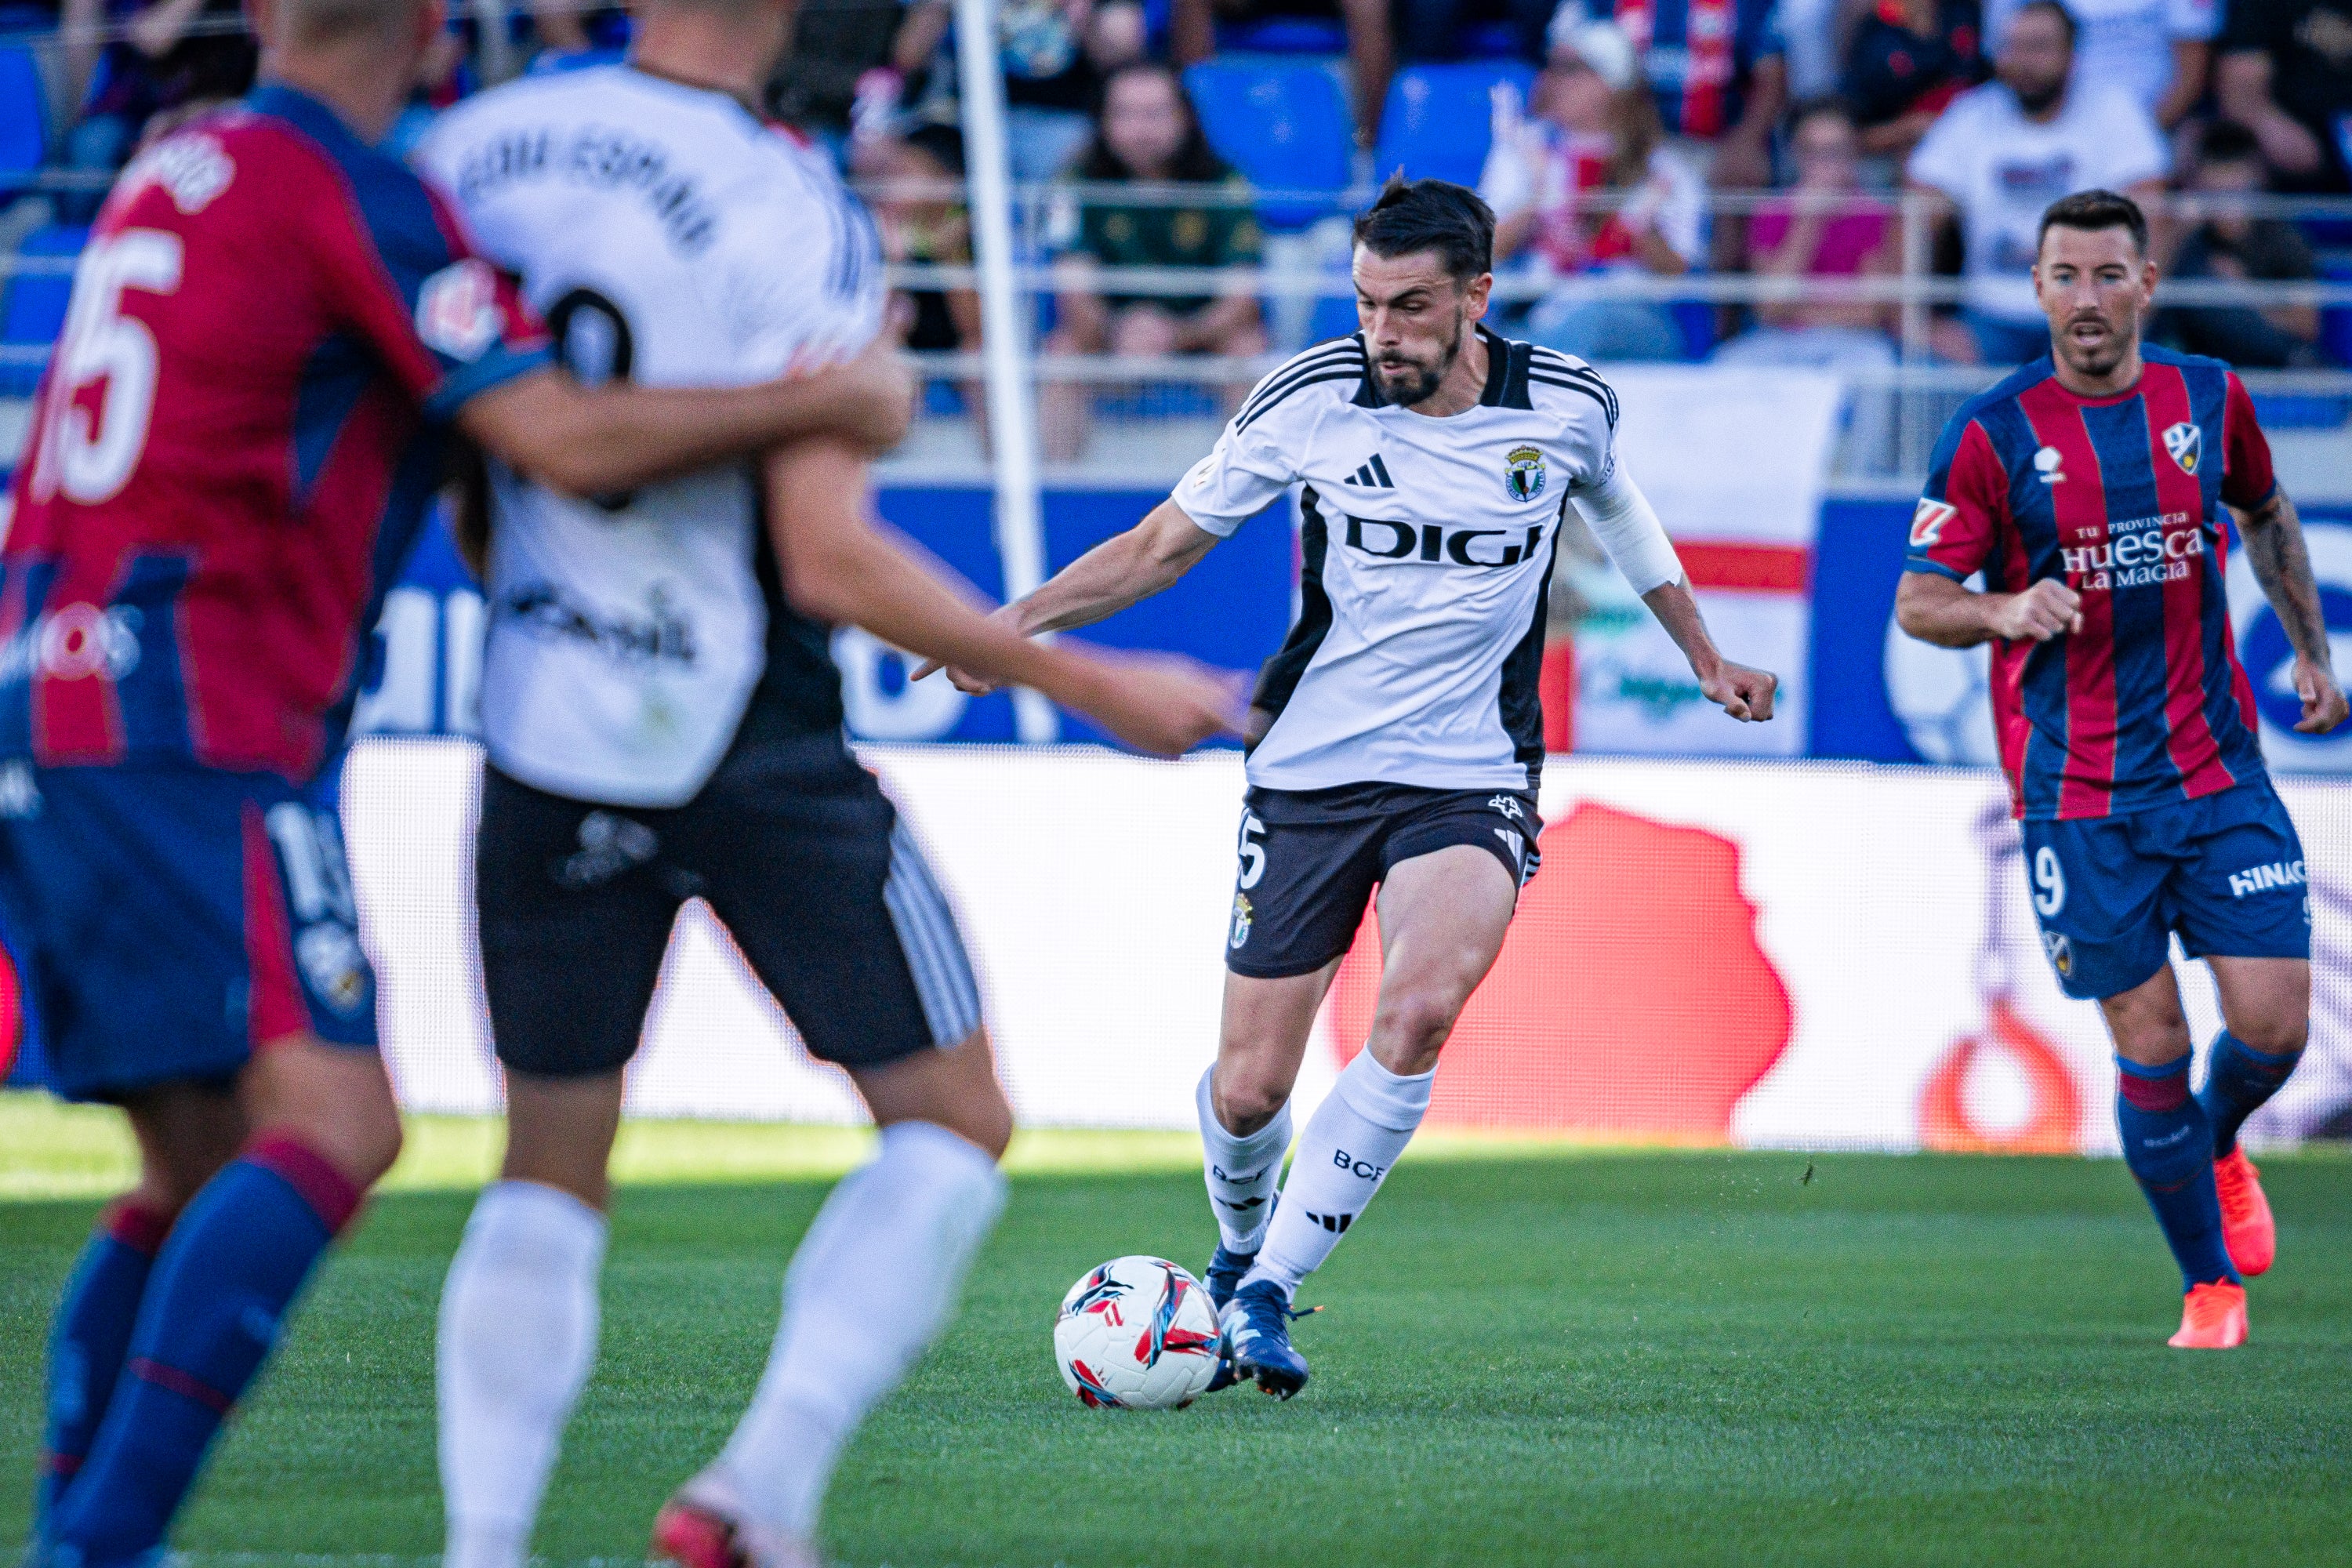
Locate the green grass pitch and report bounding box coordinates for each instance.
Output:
[3,1098,2350,1566]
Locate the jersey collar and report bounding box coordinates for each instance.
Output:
[245,81,368,151]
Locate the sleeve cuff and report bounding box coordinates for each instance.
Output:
[1903,557,1969,581]
[424,343,556,424]
[1172,495,1246,539]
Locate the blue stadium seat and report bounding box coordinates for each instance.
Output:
[2321,258,2352,369]
[1,225,87,397]
[1183,60,1354,230]
[1373,61,1535,189]
[0,45,46,199]
[1218,16,1348,52]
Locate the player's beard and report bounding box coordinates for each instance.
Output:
[2054,304,2136,380]
[1373,316,1465,408]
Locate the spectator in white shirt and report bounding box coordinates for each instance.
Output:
[1906,0,2168,363]
[1481,18,1707,361]
[1981,0,2218,125]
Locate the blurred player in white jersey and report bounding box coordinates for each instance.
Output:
[924,177,1779,1396]
[413,3,1236,1563]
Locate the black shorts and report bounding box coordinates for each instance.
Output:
[1224,782,1541,979]
[476,736,983,1079]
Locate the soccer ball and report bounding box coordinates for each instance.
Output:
[1053,1255,1224,1410]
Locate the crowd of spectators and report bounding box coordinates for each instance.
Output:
[2,0,2348,459]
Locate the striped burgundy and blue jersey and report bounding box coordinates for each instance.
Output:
[1904,347,2278,821]
[0,84,550,786]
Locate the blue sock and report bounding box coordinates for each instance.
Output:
[2198,1030,2303,1159]
[49,1135,361,1565]
[39,1201,172,1525]
[2115,1057,2238,1292]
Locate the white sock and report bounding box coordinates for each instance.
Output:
[716,1120,1007,1538]
[1244,1051,1432,1298]
[1197,1067,1292,1253]
[437,1180,608,1568]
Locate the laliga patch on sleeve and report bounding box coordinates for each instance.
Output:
[416,258,502,362]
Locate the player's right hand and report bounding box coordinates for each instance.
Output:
[1989,579,2083,642]
[1068,652,1248,757]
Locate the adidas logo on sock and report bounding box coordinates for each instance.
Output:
[1306,1210,1353,1233]
[1344,454,1394,488]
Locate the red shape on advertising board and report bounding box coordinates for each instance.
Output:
[1325,802,1795,1138]
[1917,998,2083,1154]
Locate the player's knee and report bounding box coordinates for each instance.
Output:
[2227,1011,2309,1057]
[340,1096,405,1188]
[1372,987,1461,1059]
[1212,1066,1293,1134]
[949,1074,1015,1163]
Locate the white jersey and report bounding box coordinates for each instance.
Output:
[416,66,884,807]
[1174,329,1617,793]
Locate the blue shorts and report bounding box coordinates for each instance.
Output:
[2021,780,2310,1001]
[0,762,377,1102]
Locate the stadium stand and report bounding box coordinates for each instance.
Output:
[0,45,46,201]
[0,224,82,397]
[1181,56,1352,229]
[1372,60,1534,188]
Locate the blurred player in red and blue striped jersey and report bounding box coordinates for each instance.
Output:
[0,0,914,1554]
[1897,189,2345,1350]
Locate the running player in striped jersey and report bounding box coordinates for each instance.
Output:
[1898,190,2345,1349]
[2,0,937,1555]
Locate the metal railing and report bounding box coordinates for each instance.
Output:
[8,150,2352,486]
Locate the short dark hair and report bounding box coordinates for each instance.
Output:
[2009,0,2078,45]
[2197,118,2265,167]
[2038,188,2148,256]
[1352,172,1494,285]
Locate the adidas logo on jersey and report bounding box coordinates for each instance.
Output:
[1344,454,1396,488]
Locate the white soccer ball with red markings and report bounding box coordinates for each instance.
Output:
[1054,1254,1224,1410]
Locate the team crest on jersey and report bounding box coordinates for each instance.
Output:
[296,922,370,1015]
[1503,445,1546,503]
[1229,892,1254,950]
[416,259,503,362]
[2162,421,2201,475]
[2041,931,2073,978]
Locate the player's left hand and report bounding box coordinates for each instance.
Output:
[2292,656,2348,734]
[1704,662,1778,722]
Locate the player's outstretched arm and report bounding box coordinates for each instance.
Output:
[1641,579,1780,722]
[911,498,1222,693]
[456,336,916,498]
[2233,484,2349,733]
[1575,466,1777,722]
[1896,572,2084,648]
[766,441,1241,757]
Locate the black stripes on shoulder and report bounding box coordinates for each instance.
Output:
[1527,349,1618,428]
[1235,337,1368,432]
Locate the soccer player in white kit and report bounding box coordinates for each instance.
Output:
[927,177,1780,1396]
[412,2,1236,1563]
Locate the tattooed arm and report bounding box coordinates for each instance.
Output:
[2232,485,2350,734]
